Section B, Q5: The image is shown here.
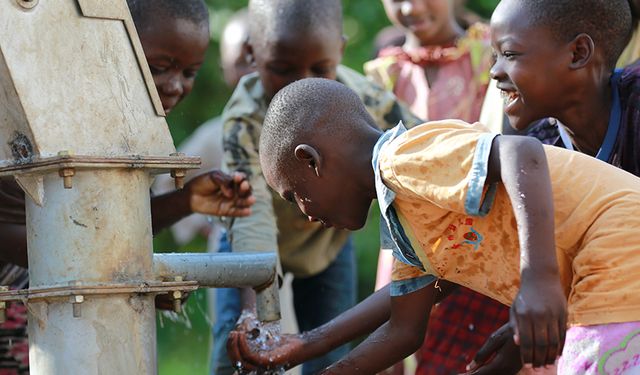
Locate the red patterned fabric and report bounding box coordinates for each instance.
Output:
[416,287,509,375]
[0,302,29,375]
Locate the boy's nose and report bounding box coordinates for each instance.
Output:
[161,76,184,97]
[400,0,423,17]
[489,61,504,81]
[299,70,316,80]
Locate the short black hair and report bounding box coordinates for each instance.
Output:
[261,78,374,173]
[248,0,343,45]
[127,0,209,32]
[521,0,633,68]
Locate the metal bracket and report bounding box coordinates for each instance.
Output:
[0,154,201,178]
[0,280,198,303]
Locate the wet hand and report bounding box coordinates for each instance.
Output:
[462,323,522,375]
[227,313,305,371]
[510,276,566,369]
[185,170,255,217]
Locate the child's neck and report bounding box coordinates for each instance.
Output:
[360,129,383,201]
[403,22,465,50]
[560,77,614,157]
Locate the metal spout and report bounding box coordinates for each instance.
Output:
[153,252,281,322]
[255,279,281,322]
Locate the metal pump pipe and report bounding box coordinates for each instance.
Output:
[153,253,281,322]
[0,1,282,373]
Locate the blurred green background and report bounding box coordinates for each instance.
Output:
[156,1,499,374]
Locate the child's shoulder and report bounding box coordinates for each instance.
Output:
[363,53,402,92]
[382,120,489,159]
[338,64,386,92]
[337,64,398,110]
[221,72,266,123]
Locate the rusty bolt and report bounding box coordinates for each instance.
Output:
[170,169,186,190]
[57,151,75,188]
[58,168,75,189]
[170,153,187,190]
[172,276,184,314]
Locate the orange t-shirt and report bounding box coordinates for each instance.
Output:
[383,121,640,326]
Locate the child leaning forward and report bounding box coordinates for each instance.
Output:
[227,78,640,375]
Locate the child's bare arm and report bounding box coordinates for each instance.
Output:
[229,281,455,372]
[487,135,567,369]
[318,286,437,374]
[228,284,394,370]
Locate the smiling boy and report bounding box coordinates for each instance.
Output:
[467,1,640,373]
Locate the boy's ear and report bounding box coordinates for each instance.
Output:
[294,144,322,177]
[242,37,253,65]
[246,41,256,67]
[569,33,595,70]
[340,35,348,56]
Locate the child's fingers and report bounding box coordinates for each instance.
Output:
[233,196,256,208]
[236,331,270,368]
[545,321,559,366]
[469,323,511,369]
[226,332,242,365]
[512,308,534,368]
[227,332,260,372]
[508,307,520,346]
[558,313,567,356]
[532,322,548,368]
[237,180,252,198]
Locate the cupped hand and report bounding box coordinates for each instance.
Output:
[510,277,566,369]
[226,316,305,372]
[186,170,255,217]
[462,323,522,375]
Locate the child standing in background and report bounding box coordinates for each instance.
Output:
[215,1,421,374]
[365,1,504,373]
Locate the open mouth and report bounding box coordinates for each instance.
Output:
[500,89,520,107]
[319,220,333,229]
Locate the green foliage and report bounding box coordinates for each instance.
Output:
[157,1,498,374]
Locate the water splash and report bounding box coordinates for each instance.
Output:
[236,312,286,374]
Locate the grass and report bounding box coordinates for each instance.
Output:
[156,206,381,375]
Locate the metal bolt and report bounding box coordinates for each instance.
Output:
[172,276,183,314]
[58,168,75,189]
[170,153,186,190]
[70,295,84,318]
[0,286,7,324]
[170,169,186,190]
[68,281,83,318]
[57,151,75,189]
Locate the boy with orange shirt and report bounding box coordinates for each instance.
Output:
[228,78,640,374]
